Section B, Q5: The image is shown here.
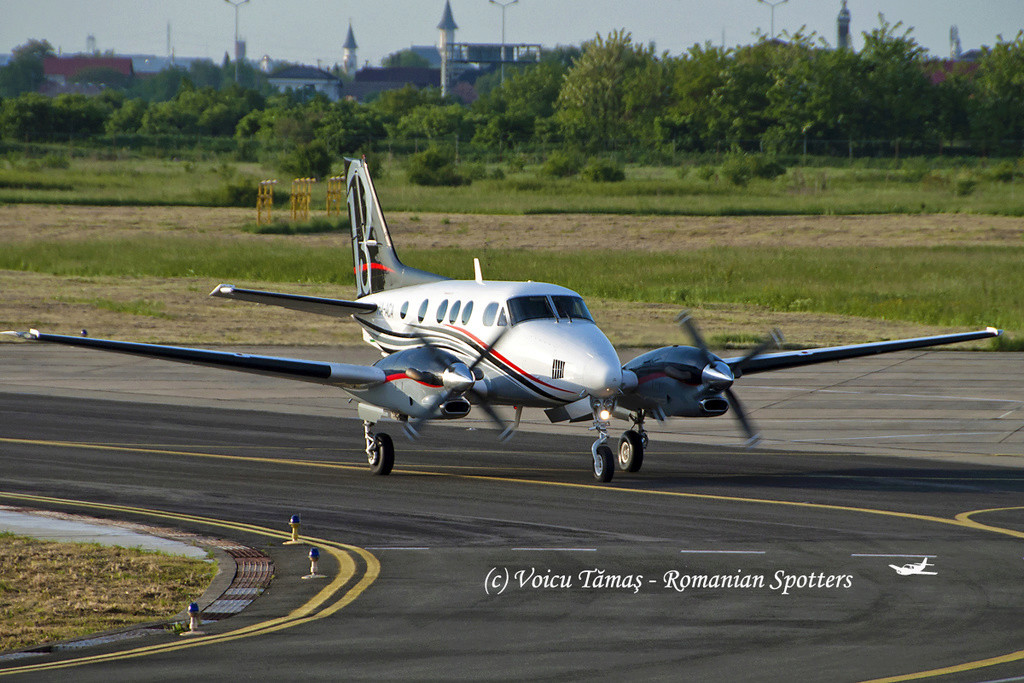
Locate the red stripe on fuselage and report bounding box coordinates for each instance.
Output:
[447,324,577,396]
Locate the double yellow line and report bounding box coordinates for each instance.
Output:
[0,491,380,675]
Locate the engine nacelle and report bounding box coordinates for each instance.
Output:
[618,345,733,418]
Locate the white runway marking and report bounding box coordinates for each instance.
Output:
[790,431,1002,442]
[511,547,597,552]
[365,547,430,551]
[679,550,767,554]
[851,554,937,558]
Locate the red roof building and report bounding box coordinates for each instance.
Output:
[43,55,134,85]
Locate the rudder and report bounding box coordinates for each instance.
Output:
[346,157,444,298]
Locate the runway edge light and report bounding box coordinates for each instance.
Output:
[303,547,325,580]
[180,601,205,636]
[284,514,301,545]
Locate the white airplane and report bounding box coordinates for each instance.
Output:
[3,159,1002,482]
[889,558,937,576]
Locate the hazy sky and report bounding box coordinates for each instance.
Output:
[3,1,1022,67]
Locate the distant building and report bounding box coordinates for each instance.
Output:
[343,65,441,102]
[342,23,358,75]
[837,0,851,50]
[43,55,133,86]
[268,64,342,101]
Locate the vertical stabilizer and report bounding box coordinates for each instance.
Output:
[346,158,445,298]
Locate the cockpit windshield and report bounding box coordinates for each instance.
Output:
[506,295,594,325]
[551,295,593,322]
[507,296,555,325]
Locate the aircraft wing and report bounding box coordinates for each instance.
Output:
[2,330,385,388]
[728,328,1001,376]
[210,284,376,318]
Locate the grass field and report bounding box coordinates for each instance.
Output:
[0,532,216,652]
[0,236,1019,346]
[2,154,1024,216]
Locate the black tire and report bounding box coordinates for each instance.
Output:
[617,430,645,473]
[369,433,394,476]
[593,445,614,483]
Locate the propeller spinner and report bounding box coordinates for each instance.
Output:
[675,312,782,446]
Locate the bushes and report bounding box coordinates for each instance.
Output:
[280,140,333,179]
[580,157,625,182]
[719,153,786,186]
[405,146,468,186]
[539,150,582,178]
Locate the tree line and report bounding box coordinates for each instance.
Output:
[2,18,1024,165]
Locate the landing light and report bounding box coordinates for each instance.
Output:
[599,409,612,421]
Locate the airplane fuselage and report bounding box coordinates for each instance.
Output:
[352,279,626,409]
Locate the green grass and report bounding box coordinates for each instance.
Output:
[1,237,1019,334]
[2,155,1024,215]
[56,297,174,318]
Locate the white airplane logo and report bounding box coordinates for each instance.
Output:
[2,158,1003,482]
[889,558,937,576]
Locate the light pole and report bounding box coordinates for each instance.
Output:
[489,0,518,83]
[224,0,250,83]
[757,0,788,39]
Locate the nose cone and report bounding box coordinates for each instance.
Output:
[580,352,624,398]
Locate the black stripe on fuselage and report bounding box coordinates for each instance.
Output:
[356,318,565,402]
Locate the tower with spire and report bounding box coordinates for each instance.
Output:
[438,0,458,97]
[343,21,358,75]
[837,0,851,50]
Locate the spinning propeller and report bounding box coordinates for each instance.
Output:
[675,312,782,446]
[403,329,512,441]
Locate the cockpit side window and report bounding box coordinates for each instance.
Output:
[551,295,594,322]
[497,308,508,326]
[507,295,556,325]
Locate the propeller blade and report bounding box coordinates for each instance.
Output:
[676,311,713,363]
[404,327,510,441]
[467,388,511,440]
[725,387,760,447]
[732,328,784,375]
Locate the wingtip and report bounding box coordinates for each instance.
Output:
[987,326,1003,336]
[1,329,40,340]
[210,283,234,297]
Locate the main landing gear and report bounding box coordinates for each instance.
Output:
[364,420,394,476]
[617,412,648,473]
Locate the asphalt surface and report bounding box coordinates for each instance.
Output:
[1,345,1024,682]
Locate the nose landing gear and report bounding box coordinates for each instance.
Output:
[590,398,616,482]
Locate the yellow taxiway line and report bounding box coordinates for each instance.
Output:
[4,437,1024,680]
[0,491,380,676]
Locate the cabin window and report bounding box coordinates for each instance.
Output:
[417,300,428,323]
[507,295,556,325]
[449,300,461,324]
[461,301,474,325]
[436,299,449,323]
[482,302,498,326]
[400,301,409,319]
[551,295,593,322]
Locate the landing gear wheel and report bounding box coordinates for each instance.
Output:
[593,445,614,483]
[617,430,645,472]
[368,433,394,476]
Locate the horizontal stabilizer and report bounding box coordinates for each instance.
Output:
[8,330,385,389]
[729,328,1001,376]
[210,284,376,318]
